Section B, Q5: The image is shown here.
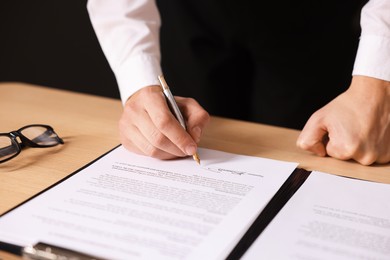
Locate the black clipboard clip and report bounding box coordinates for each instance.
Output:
[22,242,105,260]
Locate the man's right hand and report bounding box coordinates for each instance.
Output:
[119,85,210,160]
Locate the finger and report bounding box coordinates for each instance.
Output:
[353,152,378,166]
[120,124,178,160]
[326,141,378,166]
[365,133,390,164]
[338,142,378,166]
[145,95,198,156]
[376,151,390,164]
[296,114,328,157]
[325,138,355,162]
[176,97,210,143]
[134,108,186,157]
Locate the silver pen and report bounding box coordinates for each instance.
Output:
[158,75,200,164]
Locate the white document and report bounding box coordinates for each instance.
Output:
[0,146,297,260]
[242,171,390,260]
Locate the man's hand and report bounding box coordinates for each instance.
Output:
[297,76,390,165]
[119,85,210,160]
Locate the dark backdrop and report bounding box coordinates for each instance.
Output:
[0,1,120,99]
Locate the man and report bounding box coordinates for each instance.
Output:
[87,0,390,165]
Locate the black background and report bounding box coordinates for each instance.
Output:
[0,1,120,98]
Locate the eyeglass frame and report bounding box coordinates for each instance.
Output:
[0,124,64,164]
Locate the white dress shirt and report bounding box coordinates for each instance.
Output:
[87,0,390,105]
[353,0,390,82]
[87,0,162,104]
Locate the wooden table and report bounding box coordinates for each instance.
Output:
[1,83,389,259]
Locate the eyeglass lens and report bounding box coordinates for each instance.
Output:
[0,135,18,161]
[21,126,60,146]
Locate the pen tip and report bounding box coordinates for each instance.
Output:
[193,153,201,165]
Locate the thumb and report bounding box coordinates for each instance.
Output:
[297,115,328,157]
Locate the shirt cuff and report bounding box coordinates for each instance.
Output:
[115,54,163,106]
[352,35,390,81]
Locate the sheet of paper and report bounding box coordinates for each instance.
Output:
[0,146,297,259]
[242,171,390,260]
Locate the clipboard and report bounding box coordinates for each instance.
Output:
[0,146,308,259]
[0,241,103,260]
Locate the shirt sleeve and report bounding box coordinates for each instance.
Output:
[353,0,390,81]
[87,0,162,105]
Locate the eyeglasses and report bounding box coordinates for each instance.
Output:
[0,124,64,163]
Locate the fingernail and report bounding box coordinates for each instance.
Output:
[192,126,202,143]
[185,144,197,156]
